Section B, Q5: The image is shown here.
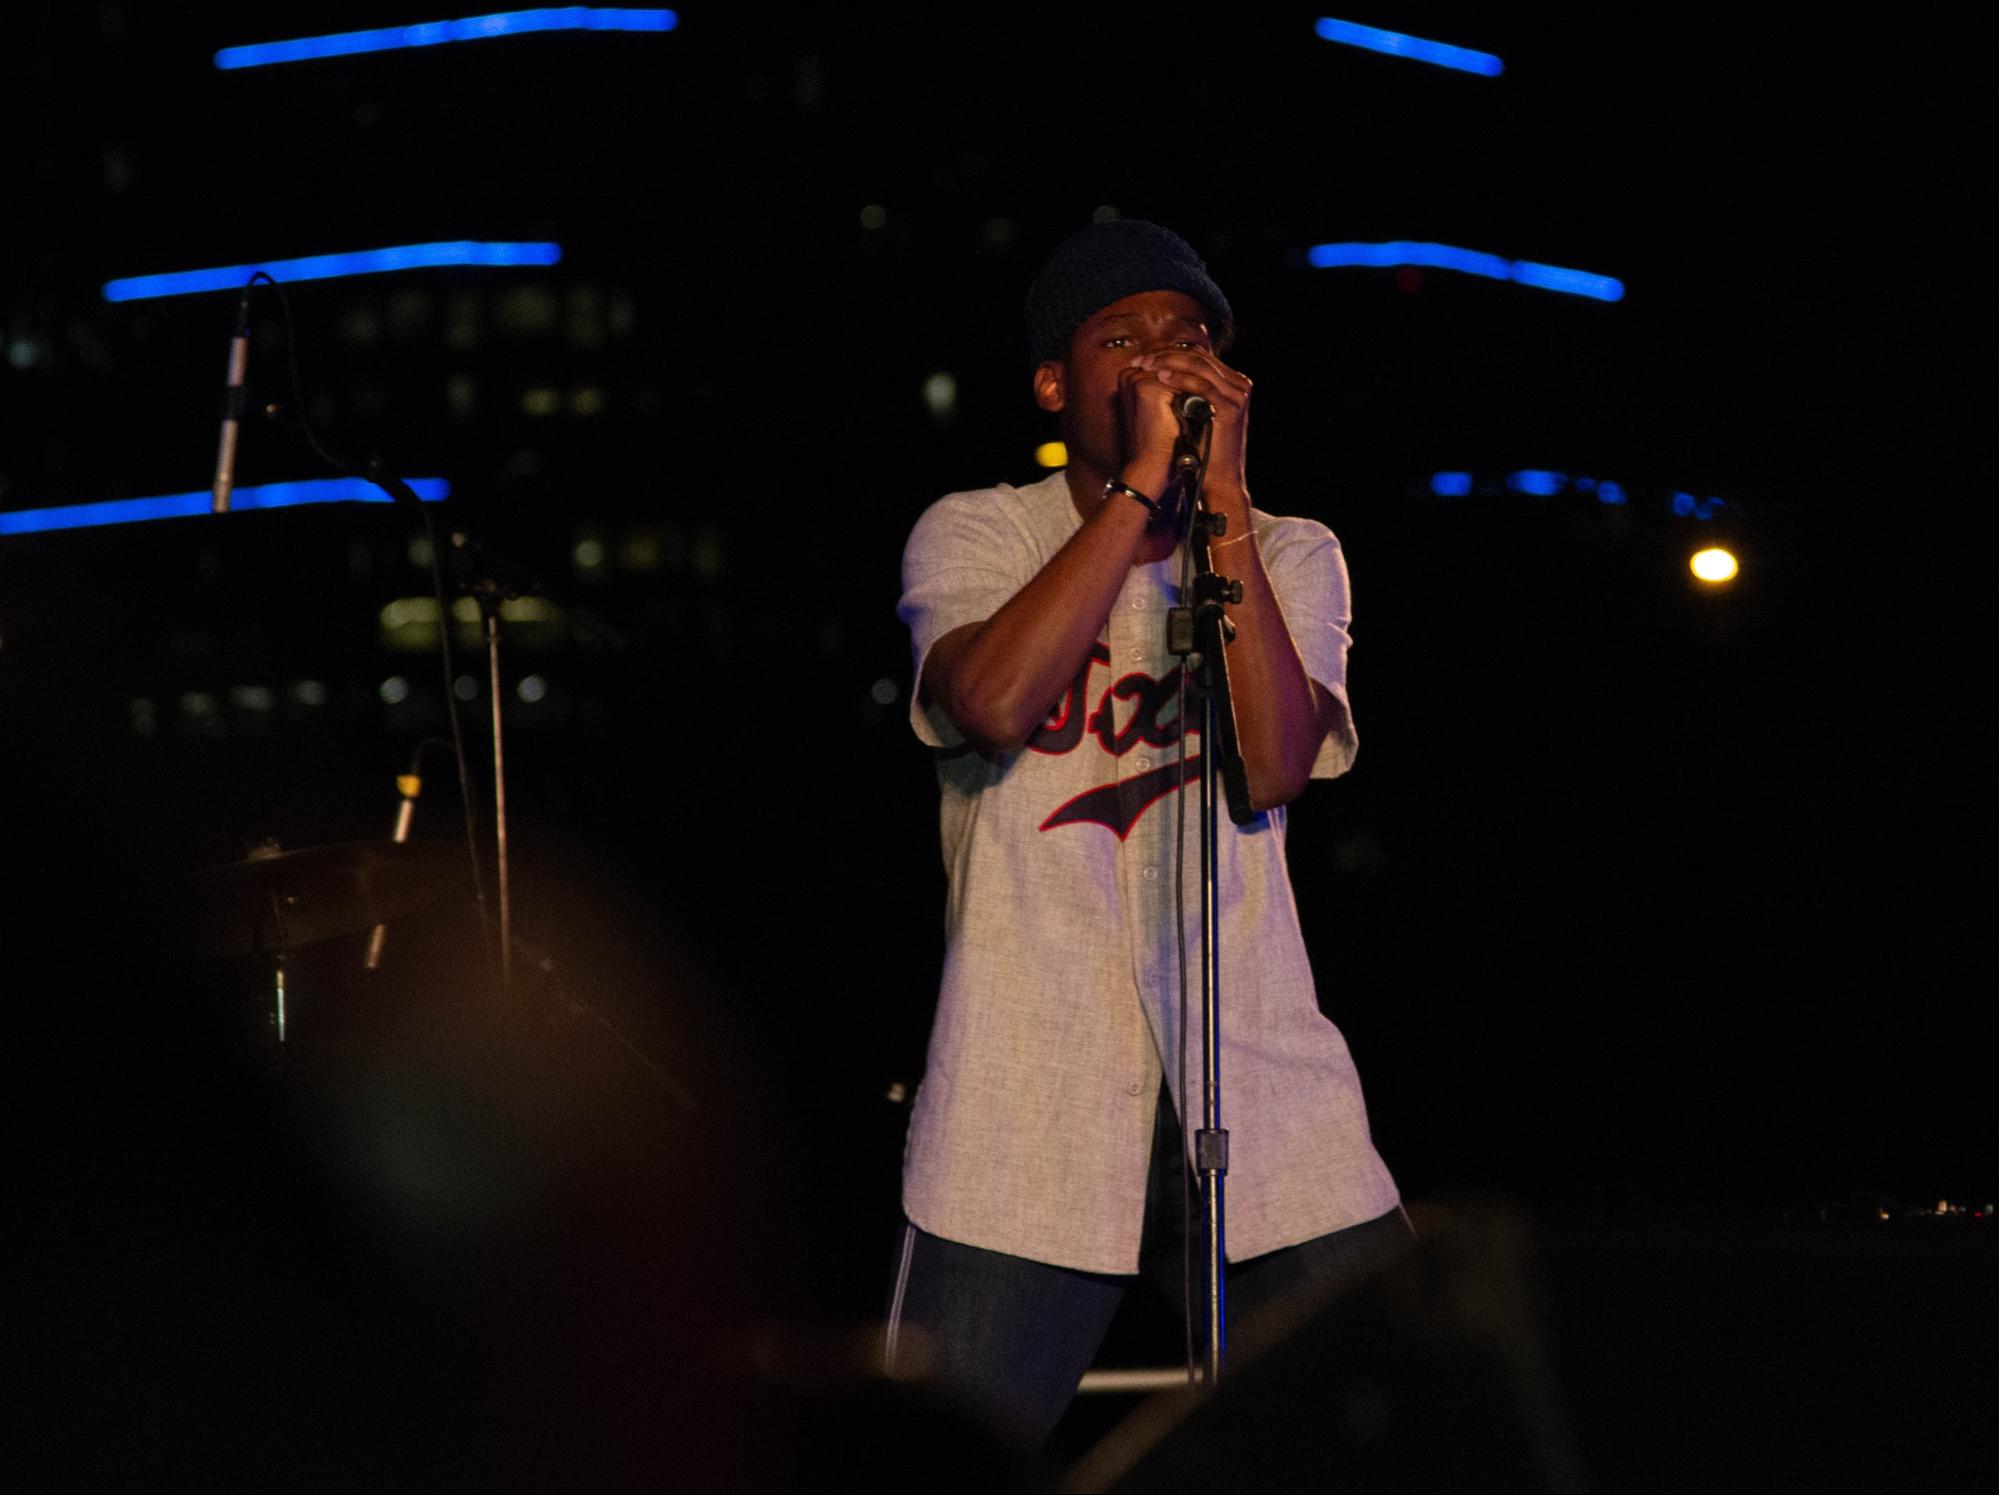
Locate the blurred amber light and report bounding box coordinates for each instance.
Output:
[1035,441,1068,469]
[1690,547,1739,584]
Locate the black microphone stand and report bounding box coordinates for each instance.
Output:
[1165,424,1256,1385]
[360,461,496,980]
[212,265,492,982]
[445,529,542,995]
[221,268,501,993]
[439,527,626,997]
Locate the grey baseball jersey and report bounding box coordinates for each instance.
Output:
[897,470,1399,1274]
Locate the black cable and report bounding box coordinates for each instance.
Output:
[411,734,456,775]
[398,489,495,959]
[246,274,492,950]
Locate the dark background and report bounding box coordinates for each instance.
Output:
[5,4,1991,1485]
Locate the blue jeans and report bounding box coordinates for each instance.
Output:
[884,1090,1412,1448]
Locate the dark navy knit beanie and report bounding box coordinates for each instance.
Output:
[1024,219,1234,366]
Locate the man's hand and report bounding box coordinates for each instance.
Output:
[1115,364,1187,495]
[1132,347,1254,508]
[1122,347,1329,812]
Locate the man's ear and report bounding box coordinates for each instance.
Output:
[1032,359,1066,414]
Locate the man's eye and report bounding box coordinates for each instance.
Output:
[1103,336,1131,349]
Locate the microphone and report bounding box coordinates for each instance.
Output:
[211,285,254,514]
[363,751,425,971]
[1172,394,1212,474]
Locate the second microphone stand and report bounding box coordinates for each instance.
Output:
[451,532,529,993]
[1165,434,1257,1387]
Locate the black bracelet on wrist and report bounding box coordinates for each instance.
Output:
[1103,478,1159,516]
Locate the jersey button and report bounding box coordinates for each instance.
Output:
[1126,1082,1143,1096]
[1142,866,1159,882]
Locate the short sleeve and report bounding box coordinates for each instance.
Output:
[897,489,1033,748]
[1257,514,1359,779]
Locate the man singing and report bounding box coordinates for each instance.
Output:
[889,219,1406,1445]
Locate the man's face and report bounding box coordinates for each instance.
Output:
[1034,289,1215,474]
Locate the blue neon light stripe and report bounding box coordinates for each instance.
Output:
[1424,475,1697,511]
[1314,17,1502,77]
[1510,260,1626,303]
[1672,492,1728,520]
[216,7,678,69]
[1307,241,1624,302]
[1309,241,1511,280]
[102,241,562,302]
[1507,470,1565,496]
[0,478,450,537]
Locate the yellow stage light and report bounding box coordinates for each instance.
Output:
[1035,441,1067,469]
[1690,546,1739,584]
